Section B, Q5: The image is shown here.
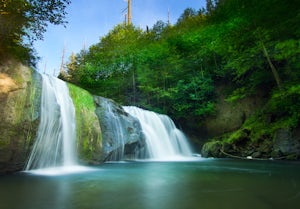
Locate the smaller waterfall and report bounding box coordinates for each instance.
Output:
[101,99,126,160]
[98,97,146,161]
[123,106,193,160]
[25,74,77,170]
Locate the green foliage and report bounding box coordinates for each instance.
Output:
[226,82,300,144]
[267,84,300,128]
[0,0,70,65]
[172,75,215,118]
[225,87,247,102]
[61,25,143,104]
[64,0,300,131]
[68,83,95,110]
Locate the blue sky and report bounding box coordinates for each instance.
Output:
[34,0,206,75]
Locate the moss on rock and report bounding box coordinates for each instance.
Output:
[67,83,103,164]
[0,60,41,174]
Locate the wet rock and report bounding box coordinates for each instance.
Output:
[94,96,145,161]
[201,141,223,158]
[67,84,103,165]
[251,151,262,158]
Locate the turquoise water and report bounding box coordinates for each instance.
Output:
[0,159,300,209]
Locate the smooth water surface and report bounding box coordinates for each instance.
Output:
[1,159,300,209]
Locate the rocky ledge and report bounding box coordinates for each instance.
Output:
[201,127,300,160]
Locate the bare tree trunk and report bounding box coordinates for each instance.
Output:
[261,41,282,91]
[128,0,131,25]
[60,44,66,75]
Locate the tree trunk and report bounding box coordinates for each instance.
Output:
[261,41,282,91]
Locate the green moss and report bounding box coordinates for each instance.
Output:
[67,83,102,162]
[226,129,245,143]
[225,87,247,102]
[201,141,223,157]
[68,83,95,110]
[7,62,25,86]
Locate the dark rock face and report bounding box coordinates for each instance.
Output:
[201,127,300,160]
[198,83,300,161]
[0,61,42,174]
[272,128,300,159]
[200,85,266,139]
[94,96,146,161]
[184,84,267,154]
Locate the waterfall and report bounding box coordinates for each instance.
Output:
[101,99,127,161]
[123,106,193,160]
[25,74,77,170]
[97,97,146,161]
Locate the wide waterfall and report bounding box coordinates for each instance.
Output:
[25,74,195,171]
[25,74,77,170]
[123,106,193,160]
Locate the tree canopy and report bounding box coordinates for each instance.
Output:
[0,0,71,65]
[60,0,300,133]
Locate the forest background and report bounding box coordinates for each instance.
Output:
[1,0,300,155]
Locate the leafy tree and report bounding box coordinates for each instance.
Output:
[0,0,71,65]
[63,24,143,103]
[177,8,197,24]
[206,0,216,15]
[65,0,300,132]
[148,20,168,40]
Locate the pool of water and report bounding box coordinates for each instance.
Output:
[0,159,300,209]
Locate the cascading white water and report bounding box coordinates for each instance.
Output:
[25,74,77,170]
[123,106,193,160]
[101,99,126,161]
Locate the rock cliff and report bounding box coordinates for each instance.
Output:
[199,84,300,160]
[0,60,41,174]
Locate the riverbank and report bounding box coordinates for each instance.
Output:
[201,127,300,160]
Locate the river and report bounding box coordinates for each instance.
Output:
[0,159,299,209]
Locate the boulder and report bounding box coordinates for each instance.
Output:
[201,141,223,158]
[272,128,300,159]
[94,96,146,161]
